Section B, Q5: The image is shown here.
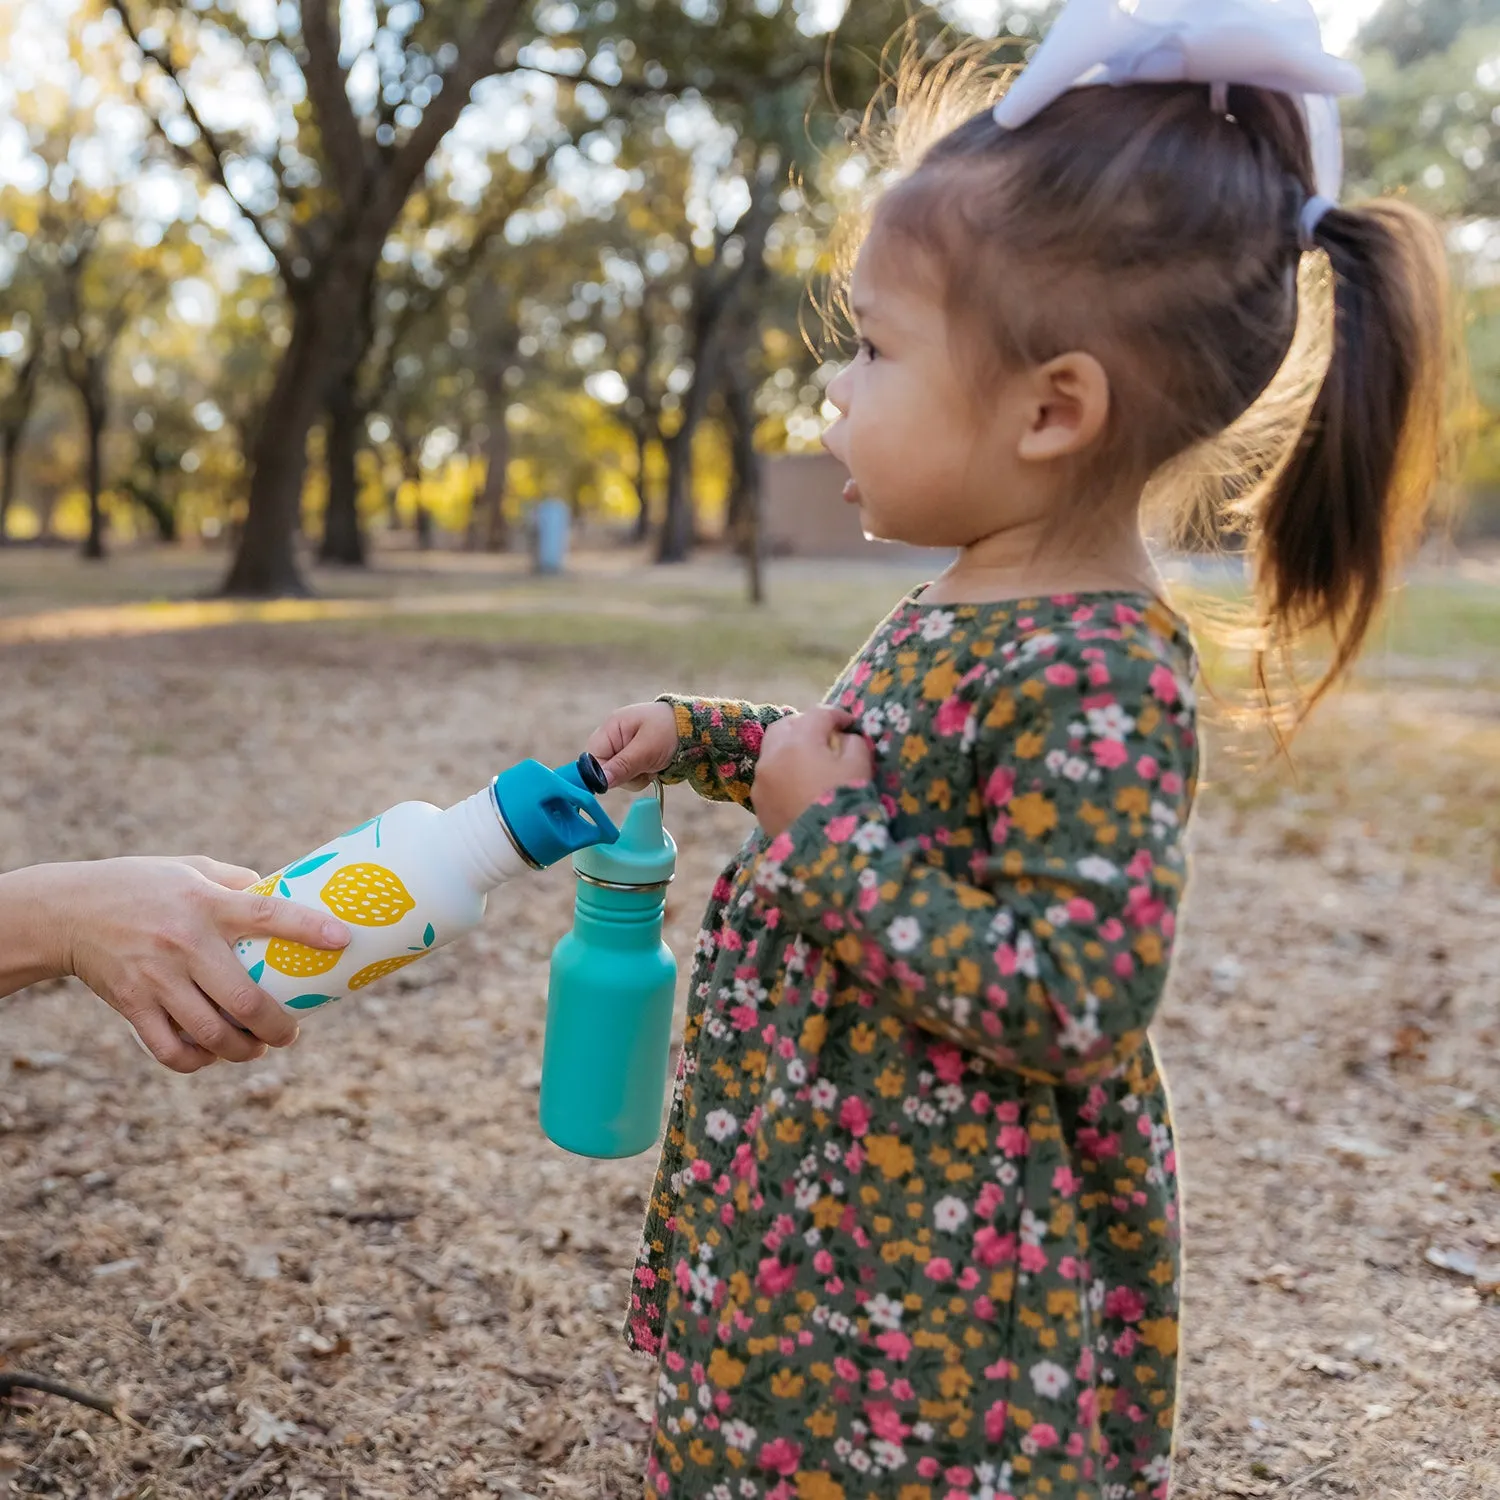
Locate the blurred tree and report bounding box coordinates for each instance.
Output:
[105,0,556,595]
[0,274,45,545]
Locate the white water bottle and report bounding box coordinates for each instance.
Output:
[233,754,617,1012]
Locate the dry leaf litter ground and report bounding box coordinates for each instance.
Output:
[0,555,1496,1500]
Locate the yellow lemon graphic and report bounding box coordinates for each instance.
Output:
[248,872,282,897]
[265,939,342,979]
[319,864,416,928]
[347,953,426,991]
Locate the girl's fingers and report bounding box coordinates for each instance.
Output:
[190,946,299,1049]
[217,888,349,951]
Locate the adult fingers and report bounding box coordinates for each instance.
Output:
[216,888,349,951]
[190,945,300,1049]
[178,857,263,891]
[129,1004,219,1075]
[163,981,268,1063]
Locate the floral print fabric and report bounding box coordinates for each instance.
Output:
[628,593,1199,1500]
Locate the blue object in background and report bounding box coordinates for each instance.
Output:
[533,497,571,575]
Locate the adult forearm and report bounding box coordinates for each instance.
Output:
[0,864,69,999]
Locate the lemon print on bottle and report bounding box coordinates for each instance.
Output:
[248,872,282,898]
[319,863,416,927]
[265,939,343,979]
[348,953,424,990]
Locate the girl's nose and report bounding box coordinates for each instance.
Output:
[825,363,852,415]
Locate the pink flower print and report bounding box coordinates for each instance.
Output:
[691,1158,713,1182]
[973,1227,1016,1266]
[852,660,873,686]
[1105,1286,1147,1323]
[984,1401,1007,1441]
[996,943,1018,976]
[857,883,880,913]
[976,1183,1004,1220]
[930,1043,966,1085]
[764,831,794,862]
[665,1349,686,1372]
[1114,952,1136,978]
[838,1095,872,1137]
[1066,896,1097,923]
[1113,601,1143,624]
[635,1266,658,1288]
[999,1124,1030,1158]
[875,1330,912,1361]
[825,814,859,844]
[814,1250,834,1275]
[834,1357,859,1382]
[957,1266,981,1291]
[970,1090,992,1117]
[1057,1256,1082,1281]
[946,1467,975,1488]
[757,1438,803,1477]
[983,765,1017,808]
[1045,662,1079,688]
[995,1100,1021,1124]
[918,1458,941,1480]
[1099,917,1125,943]
[1052,1165,1082,1196]
[891,1378,915,1402]
[866,1402,911,1442]
[1148,664,1179,703]
[1092,738,1129,770]
[755,1258,798,1296]
[934,695,971,737]
[1019,1241,1048,1273]
[845,1145,866,1175]
[1113,1328,1138,1357]
[739,721,764,753]
[1030,1423,1059,1449]
[891,958,925,992]
[712,875,734,902]
[1087,662,1112,686]
[1136,755,1159,780]
[924,1257,954,1282]
[1160,770,1184,796]
[730,1005,758,1031]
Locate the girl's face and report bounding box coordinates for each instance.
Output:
[822,240,1046,551]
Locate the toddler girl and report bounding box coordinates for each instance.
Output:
[585,3,1450,1496]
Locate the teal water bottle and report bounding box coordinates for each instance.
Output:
[541,784,677,1158]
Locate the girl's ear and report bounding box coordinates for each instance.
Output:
[1015,352,1112,463]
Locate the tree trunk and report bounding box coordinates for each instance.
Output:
[319,393,367,566]
[725,371,765,606]
[81,397,107,562]
[0,426,21,544]
[222,270,367,597]
[475,411,510,554]
[632,425,653,543]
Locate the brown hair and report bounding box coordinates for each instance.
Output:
[830,43,1457,720]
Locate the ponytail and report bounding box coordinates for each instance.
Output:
[1256,198,1453,709]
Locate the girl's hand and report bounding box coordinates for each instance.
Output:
[586,702,680,790]
[40,857,350,1073]
[752,708,875,838]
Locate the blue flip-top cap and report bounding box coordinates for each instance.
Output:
[492,755,619,869]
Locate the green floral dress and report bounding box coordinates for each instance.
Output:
[628,591,1198,1500]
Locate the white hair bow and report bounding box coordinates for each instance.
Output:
[991,0,1366,201]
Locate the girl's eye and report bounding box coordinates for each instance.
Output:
[857,337,880,362]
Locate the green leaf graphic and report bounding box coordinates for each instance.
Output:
[286,994,337,1011]
[340,817,379,839]
[247,960,265,984]
[284,851,338,880]
[278,879,291,897]
[423,923,435,947]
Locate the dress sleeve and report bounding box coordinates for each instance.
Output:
[656,696,797,809]
[747,629,1197,1087]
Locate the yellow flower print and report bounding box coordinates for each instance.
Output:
[864,1135,915,1180]
[708,1349,746,1389]
[1010,791,1058,839]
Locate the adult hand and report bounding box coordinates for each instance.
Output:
[751,708,875,838]
[585,702,680,791]
[26,857,349,1073]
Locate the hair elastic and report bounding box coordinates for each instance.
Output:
[1299,193,1336,251]
[1209,82,1229,115]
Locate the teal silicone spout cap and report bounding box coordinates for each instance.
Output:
[540,786,678,1159]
